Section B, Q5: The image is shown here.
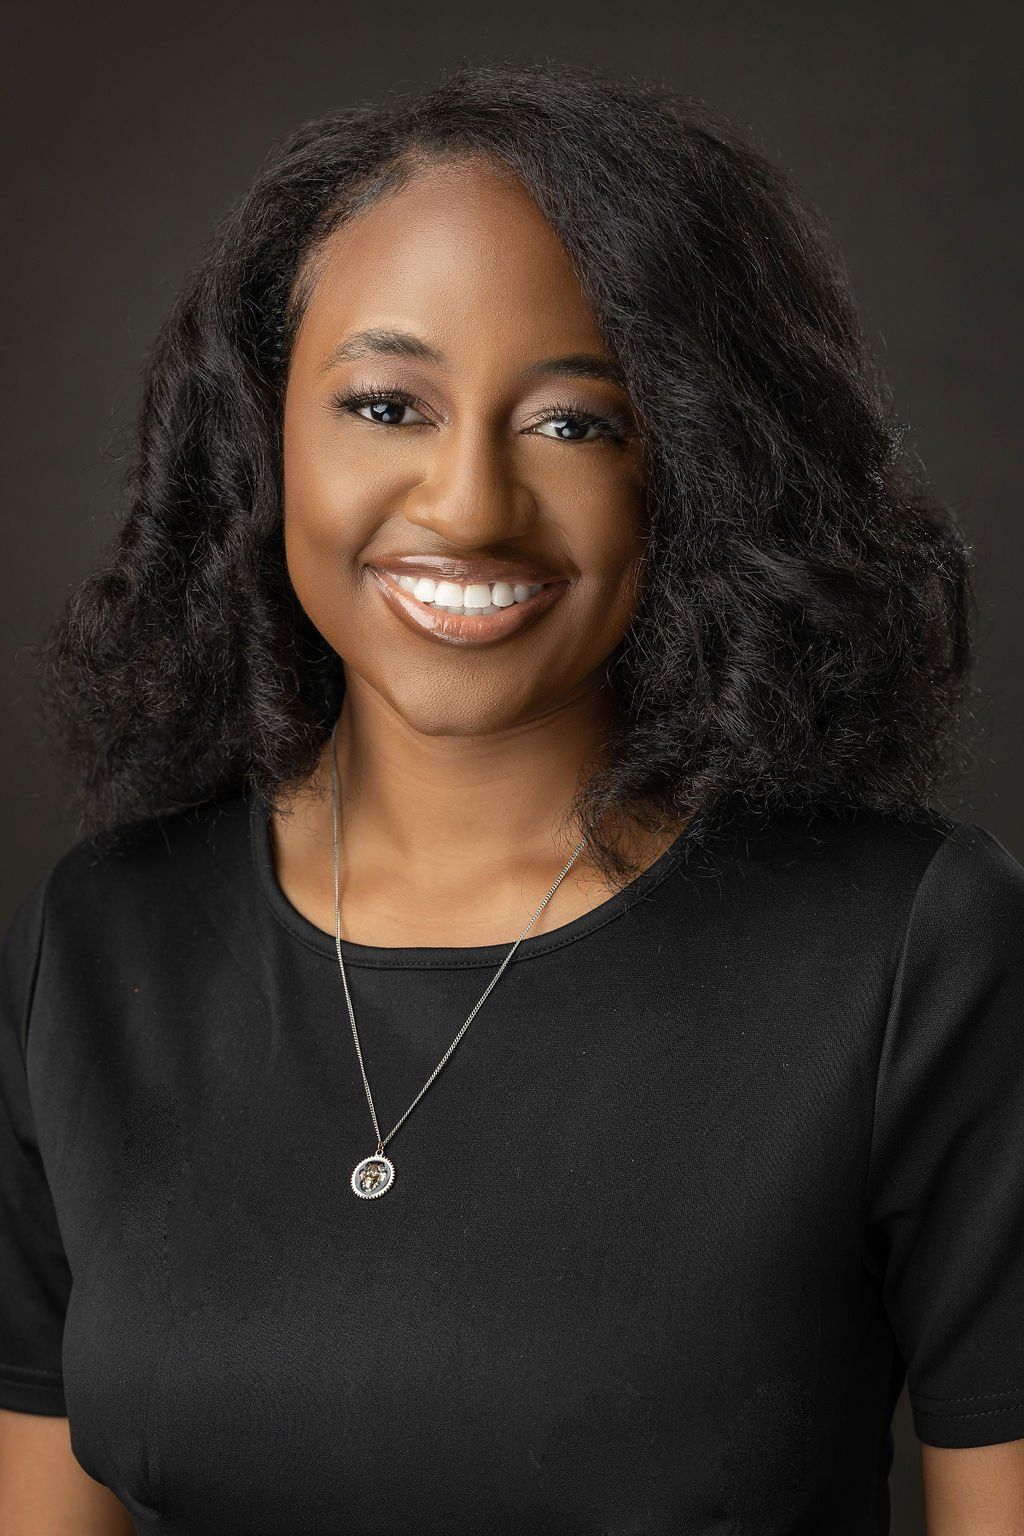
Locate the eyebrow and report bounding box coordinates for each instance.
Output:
[318,327,626,388]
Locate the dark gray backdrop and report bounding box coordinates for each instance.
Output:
[3,3,1022,1530]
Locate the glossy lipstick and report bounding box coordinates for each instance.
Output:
[367,566,569,647]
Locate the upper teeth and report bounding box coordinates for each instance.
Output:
[394,575,546,613]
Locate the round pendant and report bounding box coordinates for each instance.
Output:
[351,1153,395,1199]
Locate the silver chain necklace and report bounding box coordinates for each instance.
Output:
[329,720,590,1200]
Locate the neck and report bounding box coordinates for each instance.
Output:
[297,665,620,879]
[267,670,690,947]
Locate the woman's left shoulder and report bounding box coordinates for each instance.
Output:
[768,803,1022,906]
[892,813,1024,963]
[837,806,1024,926]
[721,803,1024,964]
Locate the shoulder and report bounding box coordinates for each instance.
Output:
[3,794,252,981]
[797,807,1024,975]
[889,816,1024,973]
[44,792,251,914]
[729,801,1019,883]
[704,802,1024,952]
[709,800,945,893]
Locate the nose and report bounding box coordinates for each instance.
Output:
[400,419,539,548]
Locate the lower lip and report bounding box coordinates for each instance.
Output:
[367,568,569,647]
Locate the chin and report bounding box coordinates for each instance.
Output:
[375,680,552,739]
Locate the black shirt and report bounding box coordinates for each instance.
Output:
[2,792,1024,1535]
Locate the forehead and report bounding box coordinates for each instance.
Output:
[293,158,606,366]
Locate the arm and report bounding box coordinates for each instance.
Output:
[922,1440,1024,1534]
[863,825,1024,1521]
[0,1409,135,1534]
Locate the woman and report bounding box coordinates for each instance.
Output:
[1,58,1022,1535]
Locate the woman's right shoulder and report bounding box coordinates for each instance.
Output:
[2,792,251,976]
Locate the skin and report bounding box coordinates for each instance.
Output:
[0,1408,134,1532]
[921,1442,1024,1533]
[270,153,684,948]
[3,154,1021,1530]
[271,155,1024,1526]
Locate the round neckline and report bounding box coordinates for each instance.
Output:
[248,791,695,969]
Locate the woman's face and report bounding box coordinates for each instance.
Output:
[282,155,647,738]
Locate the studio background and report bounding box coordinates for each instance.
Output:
[3,3,1021,1530]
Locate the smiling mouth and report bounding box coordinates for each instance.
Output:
[367,567,569,647]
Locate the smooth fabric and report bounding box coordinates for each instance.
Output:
[2,792,1024,1535]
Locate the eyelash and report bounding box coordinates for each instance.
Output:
[331,386,629,444]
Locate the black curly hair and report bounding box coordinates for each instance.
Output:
[35,57,979,886]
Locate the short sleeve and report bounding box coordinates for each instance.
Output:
[0,870,72,1415]
[864,820,1024,1448]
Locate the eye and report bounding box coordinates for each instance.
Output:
[331,387,631,443]
[333,387,431,427]
[529,401,629,444]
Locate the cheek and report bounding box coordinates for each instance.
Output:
[280,393,649,675]
[283,405,374,547]
[280,407,383,633]
[559,460,649,629]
